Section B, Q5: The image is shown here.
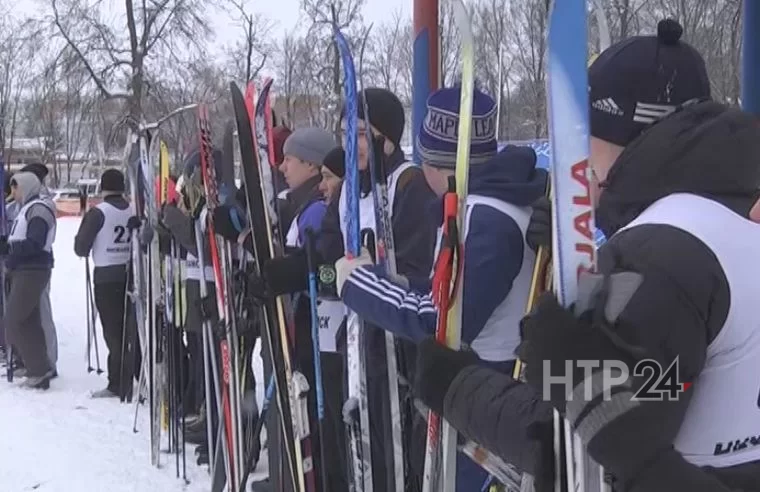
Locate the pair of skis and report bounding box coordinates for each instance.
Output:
[335,21,410,492]
[230,79,314,492]
[422,2,473,491]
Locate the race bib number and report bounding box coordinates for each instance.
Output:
[316,300,345,353]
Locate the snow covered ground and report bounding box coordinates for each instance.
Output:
[0,217,267,492]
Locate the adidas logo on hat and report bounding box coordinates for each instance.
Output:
[592,97,624,116]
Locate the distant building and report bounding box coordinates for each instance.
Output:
[2,137,122,187]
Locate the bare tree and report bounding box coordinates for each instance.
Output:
[274,32,302,127]
[301,0,366,134]
[472,0,514,139]
[47,0,214,132]
[364,9,412,103]
[225,0,274,82]
[0,15,40,168]
[503,0,549,138]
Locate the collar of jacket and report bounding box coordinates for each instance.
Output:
[287,174,323,216]
[359,148,405,196]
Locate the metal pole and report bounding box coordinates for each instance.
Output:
[742,0,760,115]
[412,0,440,163]
[495,44,502,141]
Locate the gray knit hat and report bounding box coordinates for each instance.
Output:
[283,127,336,165]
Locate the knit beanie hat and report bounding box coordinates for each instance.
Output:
[20,163,49,183]
[322,146,346,178]
[100,168,125,193]
[417,86,498,169]
[272,125,292,165]
[589,19,711,147]
[283,127,336,166]
[342,88,406,147]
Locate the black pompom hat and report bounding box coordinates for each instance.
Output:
[589,19,711,147]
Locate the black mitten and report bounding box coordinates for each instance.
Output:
[526,195,552,252]
[212,205,242,242]
[414,337,480,414]
[263,251,309,295]
[526,419,558,492]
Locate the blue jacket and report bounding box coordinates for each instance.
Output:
[341,145,547,345]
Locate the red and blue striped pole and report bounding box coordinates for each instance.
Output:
[742,0,760,116]
[412,0,440,163]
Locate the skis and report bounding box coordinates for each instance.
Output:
[334,26,374,492]
[422,2,474,491]
[356,25,408,492]
[230,81,306,492]
[545,1,608,491]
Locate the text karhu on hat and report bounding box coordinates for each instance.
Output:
[589,18,711,147]
[417,85,498,169]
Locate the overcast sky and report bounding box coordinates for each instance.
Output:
[14,0,413,50]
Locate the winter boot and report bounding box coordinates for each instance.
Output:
[250,479,273,492]
[186,427,208,445]
[196,449,209,466]
[91,388,119,399]
[21,370,54,390]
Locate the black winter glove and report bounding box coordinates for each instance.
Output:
[263,251,309,296]
[126,215,142,232]
[212,205,243,242]
[245,270,270,303]
[0,236,9,256]
[526,195,552,252]
[526,419,558,492]
[517,291,637,415]
[414,337,480,415]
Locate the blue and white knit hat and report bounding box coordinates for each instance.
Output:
[417,86,498,169]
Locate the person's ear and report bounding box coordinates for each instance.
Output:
[383,138,395,156]
[750,197,760,223]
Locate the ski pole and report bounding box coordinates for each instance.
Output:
[304,229,329,492]
[86,258,104,374]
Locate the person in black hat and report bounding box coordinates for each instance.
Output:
[412,19,760,492]
[74,168,138,399]
[319,146,345,204]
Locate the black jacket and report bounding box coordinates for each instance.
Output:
[440,102,760,492]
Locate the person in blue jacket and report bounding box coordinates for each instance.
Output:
[335,86,548,490]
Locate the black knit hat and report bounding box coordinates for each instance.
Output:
[342,88,405,146]
[322,146,345,178]
[589,19,711,147]
[19,163,49,182]
[100,168,125,193]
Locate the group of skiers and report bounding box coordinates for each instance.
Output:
[5,15,760,492]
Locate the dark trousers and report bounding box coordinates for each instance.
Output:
[94,279,138,396]
[186,331,205,414]
[6,269,52,377]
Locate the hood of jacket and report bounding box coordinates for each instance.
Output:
[469,145,548,206]
[428,145,548,224]
[596,101,760,237]
[12,171,42,205]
